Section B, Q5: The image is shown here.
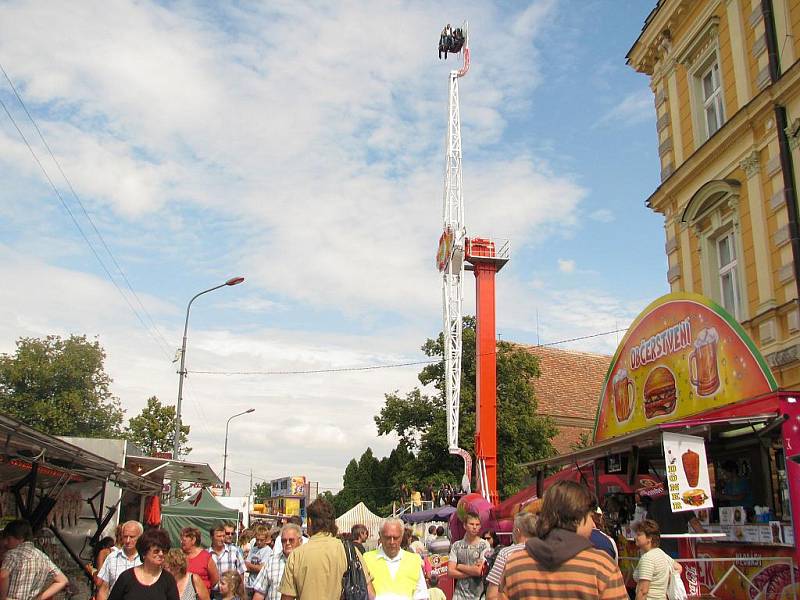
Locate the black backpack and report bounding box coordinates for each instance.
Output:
[341,540,369,600]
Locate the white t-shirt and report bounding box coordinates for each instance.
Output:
[633,547,673,600]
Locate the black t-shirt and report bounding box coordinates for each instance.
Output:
[108,567,179,600]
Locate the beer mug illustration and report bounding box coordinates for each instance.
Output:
[612,369,635,422]
[689,327,720,396]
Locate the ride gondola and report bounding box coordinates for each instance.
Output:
[438,25,465,59]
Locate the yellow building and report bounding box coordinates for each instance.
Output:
[628,0,800,387]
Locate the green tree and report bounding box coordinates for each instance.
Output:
[126,396,190,456]
[375,317,557,498]
[570,431,592,452]
[0,335,124,436]
[253,481,272,503]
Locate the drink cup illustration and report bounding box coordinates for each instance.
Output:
[689,328,720,396]
[612,369,635,422]
[682,449,700,487]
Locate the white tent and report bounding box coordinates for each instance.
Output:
[336,502,385,548]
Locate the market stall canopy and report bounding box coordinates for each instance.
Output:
[161,487,239,547]
[125,455,220,487]
[493,463,663,520]
[0,413,161,495]
[335,502,384,541]
[522,400,781,471]
[401,505,456,524]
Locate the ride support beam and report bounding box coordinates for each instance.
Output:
[473,260,499,504]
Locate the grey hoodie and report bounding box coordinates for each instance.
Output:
[525,528,593,569]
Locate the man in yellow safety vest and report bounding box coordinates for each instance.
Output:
[362,518,429,600]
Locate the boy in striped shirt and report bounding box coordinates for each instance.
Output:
[499,481,627,600]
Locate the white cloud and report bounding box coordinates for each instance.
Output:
[557,258,576,273]
[596,88,654,127]
[589,208,615,223]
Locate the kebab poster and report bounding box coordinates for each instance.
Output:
[594,293,778,443]
[662,432,713,512]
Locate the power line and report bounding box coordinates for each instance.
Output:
[0,64,173,359]
[186,327,629,376]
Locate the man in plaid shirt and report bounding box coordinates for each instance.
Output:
[251,523,302,600]
[209,524,246,599]
[0,520,68,600]
[97,520,143,600]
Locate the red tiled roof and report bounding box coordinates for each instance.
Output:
[515,344,612,453]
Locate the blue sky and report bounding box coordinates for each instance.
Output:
[0,0,665,493]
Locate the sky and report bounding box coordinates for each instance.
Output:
[0,0,667,495]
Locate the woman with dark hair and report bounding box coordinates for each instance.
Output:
[633,519,681,600]
[180,527,218,594]
[108,529,179,600]
[482,531,500,549]
[499,481,627,600]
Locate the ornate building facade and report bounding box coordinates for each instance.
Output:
[628,0,800,387]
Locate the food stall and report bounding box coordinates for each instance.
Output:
[522,292,800,598]
[0,414,163,599]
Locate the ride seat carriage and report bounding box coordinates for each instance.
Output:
[439,27,465,58]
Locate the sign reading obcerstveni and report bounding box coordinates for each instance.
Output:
[593,293,777,443]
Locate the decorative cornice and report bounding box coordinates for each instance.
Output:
[675,16,720,69]
[739,151,760,178]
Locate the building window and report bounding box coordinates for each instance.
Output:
[716,231,740,318]
[701,61,724,138]
[675,16,724,146]
[681,179,747,321]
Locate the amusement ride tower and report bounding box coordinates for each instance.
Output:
[436,24,509,504]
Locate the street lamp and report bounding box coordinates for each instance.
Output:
[172,276,244,499]
[222,408,255,496]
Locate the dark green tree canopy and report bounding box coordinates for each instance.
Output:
[0,335,125,437]
[126,396,190,456]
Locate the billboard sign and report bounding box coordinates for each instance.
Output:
[594,293,777,443]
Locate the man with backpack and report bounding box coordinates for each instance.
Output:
[362,518,428,599]
[278,498,374,600]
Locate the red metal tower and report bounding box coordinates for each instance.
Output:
[466,237,509,504]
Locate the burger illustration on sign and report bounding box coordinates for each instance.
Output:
[643,366,677,419]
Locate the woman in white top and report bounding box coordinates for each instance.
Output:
[633,519,681,600]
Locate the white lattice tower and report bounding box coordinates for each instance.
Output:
[440,24,472,492]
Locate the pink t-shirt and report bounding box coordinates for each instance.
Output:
[186,550,213,591]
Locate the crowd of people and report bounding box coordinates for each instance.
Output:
[0,483,685,600]
[399,482,457,508]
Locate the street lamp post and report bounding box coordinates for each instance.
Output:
[222,408,255,496]
[172,276,244,500]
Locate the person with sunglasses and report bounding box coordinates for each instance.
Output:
[108,529,179,600]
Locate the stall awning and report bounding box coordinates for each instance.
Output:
[0,413,161,494]
[523,392,790,472]
[125,455,220,487]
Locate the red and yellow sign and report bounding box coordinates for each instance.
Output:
[689,542,797,599]
[594,293,777,442]
[436,228,455,272]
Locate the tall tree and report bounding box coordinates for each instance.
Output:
[252,481,272,503]
[375,317,557,498]
[126,396,191,456]
[0,335,124,437]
